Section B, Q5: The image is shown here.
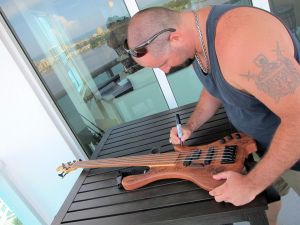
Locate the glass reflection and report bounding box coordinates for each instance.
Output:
[269,0,300,39]
[0,0,168,156]
[137,0,251,11]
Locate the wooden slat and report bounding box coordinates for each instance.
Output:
[98,124,232,158]
[107,109,194,140]
[99,115,230,154]
[107,107,225,140]
[69,182,207,211]
[109,104,196,134]
[83,171,118,183]
[63,190,212,222]
[79,178,116,191]
[104,112,227,148]
[59,195,267,225]
[75,179,196,201]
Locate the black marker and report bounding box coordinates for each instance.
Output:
[175,114,183,146]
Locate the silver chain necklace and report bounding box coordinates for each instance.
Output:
[193,11,210,74]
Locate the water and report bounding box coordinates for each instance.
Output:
[41,44,121,98]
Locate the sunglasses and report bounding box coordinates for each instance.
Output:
[123,28,176,58]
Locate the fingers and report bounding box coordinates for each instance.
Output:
[209,184,229,203]
[209,172,252,206]
[181,124,192,142]
[169,127,180,144]
[209,184,225,197]
[214,195,228,203]
[169,125,193,144]
[212,171,232,180]
[181,131,190,142]
[209,171,231,197]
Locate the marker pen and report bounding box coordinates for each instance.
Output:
[175,114,183,146]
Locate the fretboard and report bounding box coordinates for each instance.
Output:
[73,152,180,169]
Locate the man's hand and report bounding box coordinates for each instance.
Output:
[209,171,259,206]
[169,124,193,144]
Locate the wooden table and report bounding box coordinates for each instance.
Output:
[52,103,269,225]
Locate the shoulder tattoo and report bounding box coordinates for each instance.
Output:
[241,42,300,103]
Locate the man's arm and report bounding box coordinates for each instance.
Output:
[170,88,221,144]
[186,88,222,132]
[210,8,300,204]
[210,48,300,205]
[243,46,300,195]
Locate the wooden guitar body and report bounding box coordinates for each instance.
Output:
[57,133,257,191]
[122,133,257,191]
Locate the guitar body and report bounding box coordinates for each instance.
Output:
[122,133,257,191]
[57,133,257,192]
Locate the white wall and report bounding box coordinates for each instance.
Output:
[0,17,86,225]
[0,175,43,225]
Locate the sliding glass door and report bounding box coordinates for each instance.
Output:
[0,0,169,156]
[268,0,300,39]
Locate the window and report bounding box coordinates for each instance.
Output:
[268,0,300,40]
[0,0,169,156]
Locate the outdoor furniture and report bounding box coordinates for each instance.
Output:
[52,103,269,225]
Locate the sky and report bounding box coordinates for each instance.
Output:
[0,0,130,59]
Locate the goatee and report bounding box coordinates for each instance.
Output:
[167,57,195,74]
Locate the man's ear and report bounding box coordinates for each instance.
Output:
[169,31,183,46]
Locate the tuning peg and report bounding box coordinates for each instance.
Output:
[58,172,65,178]
[67,161,72,165]
[79,159,82,161]
[62,163,66,169]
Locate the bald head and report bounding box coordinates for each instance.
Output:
[127,7,181,56]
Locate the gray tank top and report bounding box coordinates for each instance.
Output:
[193,5,300,170]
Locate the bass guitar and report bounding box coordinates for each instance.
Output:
[57,132,257,191]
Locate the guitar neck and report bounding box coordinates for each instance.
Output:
[72,152,179,169]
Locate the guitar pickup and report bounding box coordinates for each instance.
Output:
[204,147,215,165]
[221,145,237,164]
[183,150,201,167]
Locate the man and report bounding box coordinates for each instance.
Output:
[124,4,300,209]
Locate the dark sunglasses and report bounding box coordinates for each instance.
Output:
[123,28,176,58]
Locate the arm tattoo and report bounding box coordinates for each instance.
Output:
[241,42,300,103]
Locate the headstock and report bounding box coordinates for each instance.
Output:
[56,159,82,178]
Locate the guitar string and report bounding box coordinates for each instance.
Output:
[61,145,241,170]
[89,152,235,162]
[72,152,237,167]
[75,150,235,163]
[75,148,236,162]
[92,147,235,160]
